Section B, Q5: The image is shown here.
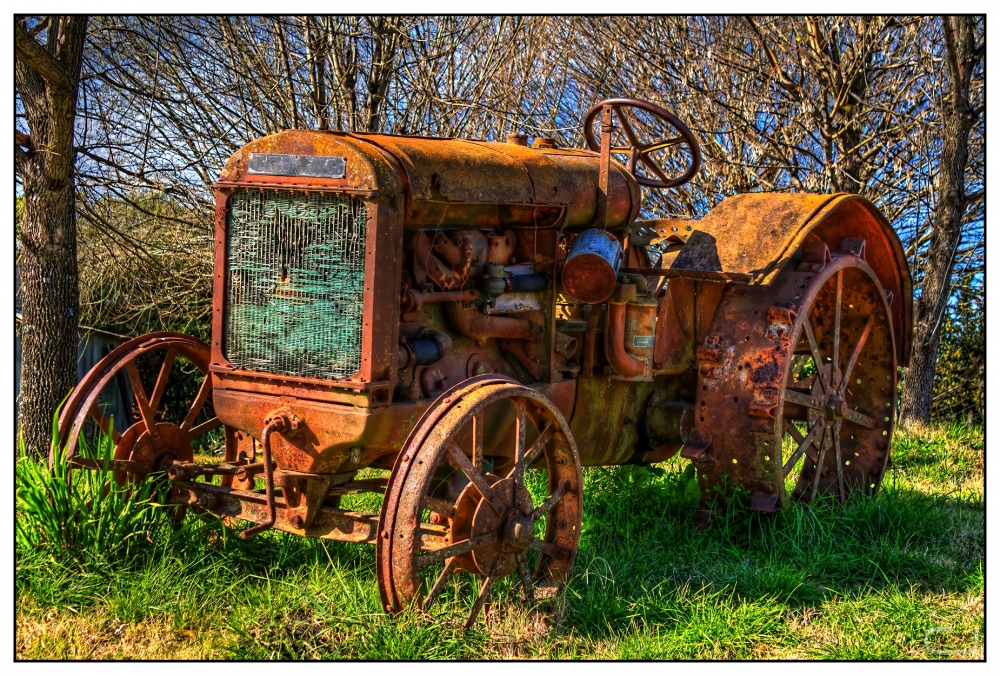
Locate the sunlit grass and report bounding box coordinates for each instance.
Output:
[16,423,983,659]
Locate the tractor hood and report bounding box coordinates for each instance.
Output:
[217,130,641,229]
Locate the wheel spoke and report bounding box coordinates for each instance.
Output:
[124,360,160,442]
[784,389,824,410]
[472,409,484,472]
[785,422,806,446]
[186,416,222,441]
[528,539,564,558]
[639,153,670,183]
[514,401,527,472]
[175,375,212,445]
[613,105,641,148]
[423,494,455,520]
[832,271,843,381]
[511,421,554,485]
[147,347,177,415]
[783,419,823,476]
[833,420,846,503]
[422,557,459,612]
[530,479,569,521]
[415,531,499,568]
[801,316,830,393]
[809,425,832,499]
[517,552,534,601]
[843,408,876,429]
[464,573,497,630]
[641,137,685,154]
[837,315,875,396]
[87,404,121,444]
[446,441,505,514]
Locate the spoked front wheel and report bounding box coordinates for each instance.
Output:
[377,375,583,629]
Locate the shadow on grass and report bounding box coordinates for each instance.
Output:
[560,463,982,643]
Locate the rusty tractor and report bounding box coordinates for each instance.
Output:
[54,97,912,627]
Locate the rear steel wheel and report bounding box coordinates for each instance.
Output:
[690,245,897,513]
[54,332,222,485]
[377,375,582,629]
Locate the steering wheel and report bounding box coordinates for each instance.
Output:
[584,97,701,189]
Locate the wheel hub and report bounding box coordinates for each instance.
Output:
[114,422,193,485]
[503,512,535,551]
[824,394,847,422]
[469,477,534,576]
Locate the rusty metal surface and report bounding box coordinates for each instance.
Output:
[569,376,659,466]
[377,375,582,627]
[685,251,896,517]
[217,129,638,231]
[605,295,645,379]
[170,481,448,546]
[217,130,405,195]
[660,193,911,364]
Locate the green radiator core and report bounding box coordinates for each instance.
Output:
[223,189,367,380]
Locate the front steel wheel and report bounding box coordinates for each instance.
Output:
[377,375,582,629]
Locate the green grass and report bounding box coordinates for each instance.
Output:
[16,423,983,659]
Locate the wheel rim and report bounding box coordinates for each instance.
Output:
[377,375,582,628]
[691,253,897,513]
[54,333,222,485]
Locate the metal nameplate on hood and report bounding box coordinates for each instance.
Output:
[248,153,346,178]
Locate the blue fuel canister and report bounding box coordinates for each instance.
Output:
[561,228,622,304]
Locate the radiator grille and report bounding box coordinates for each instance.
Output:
[223,189,367,380]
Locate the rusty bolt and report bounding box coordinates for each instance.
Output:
[289,514,304,529]
[196,493,217,510]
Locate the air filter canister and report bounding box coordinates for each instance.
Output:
[561,229,622,304]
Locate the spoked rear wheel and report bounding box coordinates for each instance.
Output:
[692,248,897,512]
[780,264,896,503]
[377,375,582,629]
[54,332,222,485]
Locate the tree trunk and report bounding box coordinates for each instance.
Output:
[899,16,980,425]
[18,183,80,455]
[15,17,88,456]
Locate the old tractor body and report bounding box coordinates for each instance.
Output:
[54,98,912,626]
